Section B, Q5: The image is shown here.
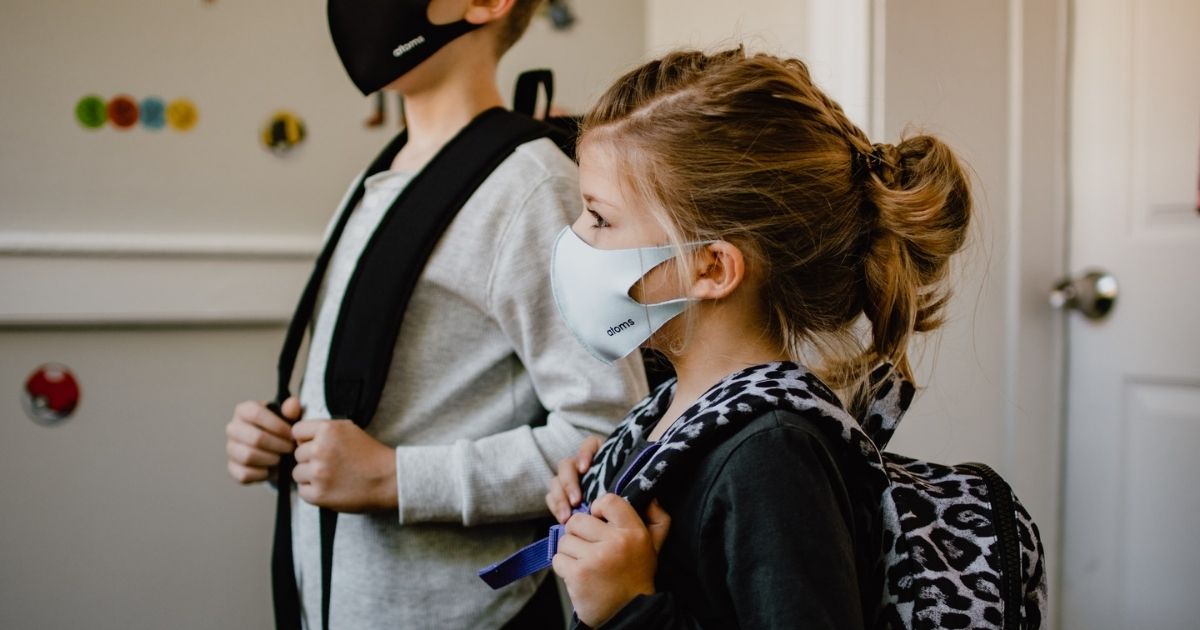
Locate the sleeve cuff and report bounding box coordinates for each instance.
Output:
[394,443,464,525]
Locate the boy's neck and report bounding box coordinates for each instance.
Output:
[389,60,505,172]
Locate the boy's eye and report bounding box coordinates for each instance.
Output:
[588,209,610,229]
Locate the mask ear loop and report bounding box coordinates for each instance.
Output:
[631,240,716,343]
[635,247,655,344]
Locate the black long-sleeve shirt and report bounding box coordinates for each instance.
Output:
[583,409,884,629]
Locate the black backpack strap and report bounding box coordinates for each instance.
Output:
[271,106,554,630]
[323,107,552,424]
[513,69,554,119]
[513,69,581,160]
[269,129,408,630]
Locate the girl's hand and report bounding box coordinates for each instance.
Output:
[552,494,671,627]
[546,435,602,523]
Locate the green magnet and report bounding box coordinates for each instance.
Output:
[75,95,107,129]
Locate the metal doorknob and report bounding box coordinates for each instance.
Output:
[1050,269,1118,320]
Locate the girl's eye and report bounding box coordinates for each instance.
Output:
[588,209,610,229]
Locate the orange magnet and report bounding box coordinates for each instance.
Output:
[107,95,139,129]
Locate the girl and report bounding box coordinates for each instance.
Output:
[544,47,972,628]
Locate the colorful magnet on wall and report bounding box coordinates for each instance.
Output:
[140,97,166,130]
[107,95,139,129]
[166,98,198,131]
[75,95,107,129]
[261,110,307,155]
[544,0,576,30]
[22,363,81,426]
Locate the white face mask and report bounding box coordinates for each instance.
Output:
[551,227,705,364]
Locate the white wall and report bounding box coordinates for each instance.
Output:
[0,328,282,629]
[502,0,646,113]
[646,0,873,135]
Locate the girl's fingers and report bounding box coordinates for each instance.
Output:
[551,549,577,579]
[556,458,582,505]
[555,532,590,560]
[645,499,672,552]
[589,493,641,528]
[576,436,602,473]
[545,485,570,523]
[564,512,608,543]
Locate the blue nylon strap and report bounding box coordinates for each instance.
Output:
[478,442,665,590]
[478,509,585,590]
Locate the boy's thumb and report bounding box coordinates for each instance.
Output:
[281,396,303,422]
[645,499,671,552]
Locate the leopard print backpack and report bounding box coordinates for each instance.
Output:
[578,362,1047,629]
[862,366,1048,629]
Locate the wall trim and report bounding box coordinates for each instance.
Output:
[0,231,317,327]
[0,231,320,260]
[805,0,872,129]
[1002,0,1025,475]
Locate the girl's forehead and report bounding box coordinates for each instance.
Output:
[578,143,635,208]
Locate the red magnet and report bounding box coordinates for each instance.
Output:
[107,95,139,129]
[22,363,81,425]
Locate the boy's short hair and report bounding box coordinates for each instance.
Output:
[496,0,544,54]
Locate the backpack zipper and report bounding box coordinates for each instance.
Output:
[961,462,1024,630]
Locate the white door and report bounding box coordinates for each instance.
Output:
[1061,1,1200,628]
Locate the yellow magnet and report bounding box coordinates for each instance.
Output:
[166,98,198,131]
[261,110,307,155]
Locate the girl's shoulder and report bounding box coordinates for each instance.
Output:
[698,408,849,479]
[679,407,885,519]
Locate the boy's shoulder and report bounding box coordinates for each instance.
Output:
[465,135,578,225]
[498,135,578,186]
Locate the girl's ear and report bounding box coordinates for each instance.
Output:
[688,242,746,300]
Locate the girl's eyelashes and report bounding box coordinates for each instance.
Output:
[587,208,611,229]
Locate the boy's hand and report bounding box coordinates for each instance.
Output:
[291,419,397,513]
[546,435,602,523]
[552,494,671,627]
[226,397,300,484]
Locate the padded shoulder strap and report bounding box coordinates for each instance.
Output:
[323,107,552,425]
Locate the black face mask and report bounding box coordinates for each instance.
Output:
[328,0,483,95]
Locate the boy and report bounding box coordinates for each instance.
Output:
[224,1,647,627]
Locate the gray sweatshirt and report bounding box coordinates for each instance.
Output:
[290,137,648,629]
